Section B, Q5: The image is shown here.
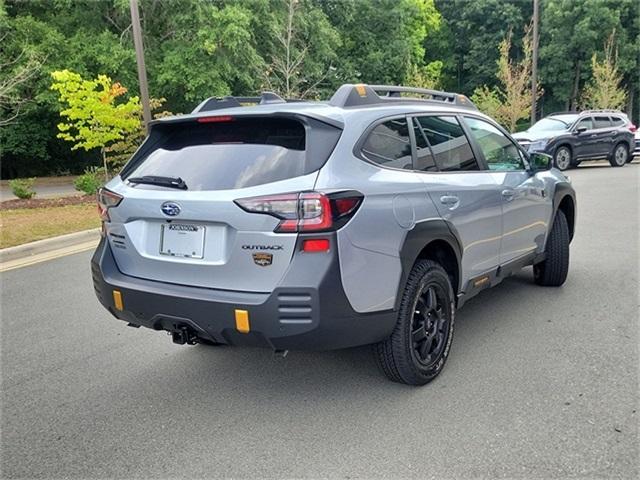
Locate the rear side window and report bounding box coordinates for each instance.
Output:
[611,116,625,127]
[415,116,479,171]
[594,116,611,128]
[123,117,339,191]
[361,118,412,169]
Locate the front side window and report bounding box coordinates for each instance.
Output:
[361,118,412,169]
[464,117,525,171]
[415,116,478,171]
[576,117,594,130]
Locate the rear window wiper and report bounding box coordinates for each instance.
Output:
[127,175,188,190]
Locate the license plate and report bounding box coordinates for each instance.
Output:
[160,223,206,259]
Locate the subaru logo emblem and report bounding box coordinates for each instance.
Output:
[161,202,181,216]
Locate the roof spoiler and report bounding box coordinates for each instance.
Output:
[328,84,477,110]
[192,92,305,113]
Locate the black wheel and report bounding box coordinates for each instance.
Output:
[374,260,455,385]
[554,146,572,171]
[609,143,628,167]
[534,210,570,286]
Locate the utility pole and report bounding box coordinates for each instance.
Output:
[530,0,539,124]
[130,0,151,133]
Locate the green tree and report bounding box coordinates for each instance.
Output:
[432,0,530,93]
[50,69,140,179]
[320,0,441,87]
[260,0,340,98]
[540,0,622,111]
[471,25,539,131]
[580,31,627,110]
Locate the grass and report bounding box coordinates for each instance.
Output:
[0,203,100,249]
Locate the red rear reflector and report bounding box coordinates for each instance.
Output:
[302,239,330,252]
[629,123,637,133]
[333,197,360,216]
[197,115,234,123]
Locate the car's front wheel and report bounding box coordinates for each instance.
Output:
[554,146,572,171]
[609,143,628,167]
[534,210,570,287]
[374,260,455,385]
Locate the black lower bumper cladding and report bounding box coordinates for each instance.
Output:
[91,235,396,351]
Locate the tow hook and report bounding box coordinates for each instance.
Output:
[170,326,199,345]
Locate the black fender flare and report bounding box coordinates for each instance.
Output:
[395,219,463,311]
[552,182,576,241]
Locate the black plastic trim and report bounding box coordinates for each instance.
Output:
[91,235,396,351]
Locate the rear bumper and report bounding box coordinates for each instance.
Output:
[91,236,396,351]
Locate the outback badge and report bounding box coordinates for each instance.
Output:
[252,252,273,267]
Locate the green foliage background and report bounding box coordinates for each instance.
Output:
[1,0,638,178]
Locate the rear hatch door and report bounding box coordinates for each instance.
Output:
[105,114,341,293]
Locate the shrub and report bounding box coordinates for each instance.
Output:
[74,167,103,195]
[9,178,36,199]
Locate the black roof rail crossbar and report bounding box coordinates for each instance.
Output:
[329,84,477,109]
[192,91,295,113]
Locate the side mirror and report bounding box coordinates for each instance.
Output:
[575,126,588,134]
[529,152,553,172]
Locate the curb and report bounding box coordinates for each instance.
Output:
[0,228,101,265]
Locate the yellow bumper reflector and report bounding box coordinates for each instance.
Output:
[112,290,124,311]
[235,309,250,333]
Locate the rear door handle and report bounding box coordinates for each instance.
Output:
[439,195,459,208]
[502,189,516,201]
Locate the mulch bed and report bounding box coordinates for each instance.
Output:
[0,195,96,211]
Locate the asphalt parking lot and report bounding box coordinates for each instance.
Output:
[1,161,638,479]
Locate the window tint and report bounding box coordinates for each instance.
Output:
[361,118,412,169]
[125,118,312,191]
[611,116,625,127]
[464,117,524,171]
[594,116,611,128]
[412,118,437,171]
[576,117,593,130]
[416,116,478,171]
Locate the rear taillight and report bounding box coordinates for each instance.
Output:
[628,123,637,133]
[97,188,123,223]
[235,191,363,233]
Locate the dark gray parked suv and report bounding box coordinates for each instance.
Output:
[512,110,635,170]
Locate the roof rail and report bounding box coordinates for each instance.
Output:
[328,84,477,109]
[550,109,623,116]
[582,109,623,114]
[192,91,294,113]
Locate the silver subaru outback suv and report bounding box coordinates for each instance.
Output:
[92,84,576,385]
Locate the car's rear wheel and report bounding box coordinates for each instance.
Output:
[374,260,455,386]
[534,210,569,287]
[609,143,628,167]
[554,146,572,170]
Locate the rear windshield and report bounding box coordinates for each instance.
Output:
[123,117,335,191]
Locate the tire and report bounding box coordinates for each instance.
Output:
[609,143,628,167]
[374,260,455,386]
[534,210,570,287]
[554,146,572,171]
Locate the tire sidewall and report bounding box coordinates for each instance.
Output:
[554,146,571,170]
[612,144,628,166]
[402,266,455,381]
